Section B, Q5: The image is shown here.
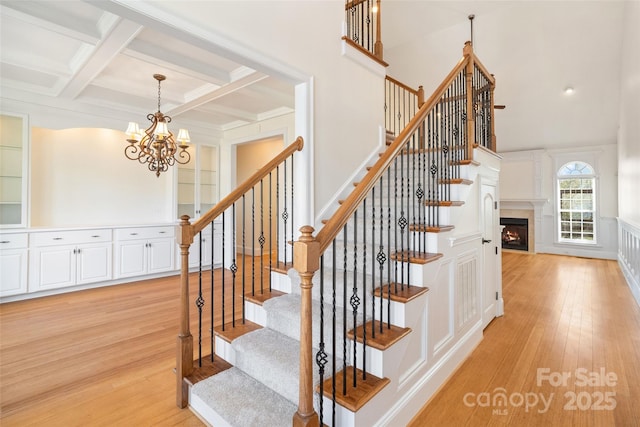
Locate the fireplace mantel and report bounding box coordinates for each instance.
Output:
[500,199,548,210]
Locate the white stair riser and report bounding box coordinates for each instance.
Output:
[244,300,267,326]
[214,336,237,365]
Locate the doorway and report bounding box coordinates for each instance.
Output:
[235,136,284,259]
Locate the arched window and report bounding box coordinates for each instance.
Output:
[557,161,596,243]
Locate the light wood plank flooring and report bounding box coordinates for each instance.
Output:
[409,252,640,426]
[1,252,639,426]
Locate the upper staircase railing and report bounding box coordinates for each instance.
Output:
[176,136,303,408]
[385,75,424,138]
[343,0,384,62]
[292,42,495,426]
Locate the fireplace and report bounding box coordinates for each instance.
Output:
[501,217,529,251]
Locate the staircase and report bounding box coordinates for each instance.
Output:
[176,41,501,426]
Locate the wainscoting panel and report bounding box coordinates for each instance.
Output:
[618,218,640,307]
[456,251,479,333]
[429,259,454,357]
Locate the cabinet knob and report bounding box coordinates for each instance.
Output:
[130,233,138,236]
[159,231,166,234]
[0,240,10,244]
[91,235,100,238]
[53,237,63,240]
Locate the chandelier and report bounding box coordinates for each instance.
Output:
[124,74,191,177]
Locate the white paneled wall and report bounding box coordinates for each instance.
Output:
[618,218,640,307]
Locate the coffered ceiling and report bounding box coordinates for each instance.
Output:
[0,0,295,134]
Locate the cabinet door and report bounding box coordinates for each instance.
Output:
[0,248,28,296]
[30,245,75,291]
[116,240,147,278]
[77,243,112,285]
[177,145,196,218]
[212,226,223,266]
[148,238,174,274]
[0,114,28,227]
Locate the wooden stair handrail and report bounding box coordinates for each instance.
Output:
[315,45,473,253]
[189,136,304,237]
[385,75,420,96]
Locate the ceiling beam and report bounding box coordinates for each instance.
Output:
[167,71,269,117]
[58,18,143,100]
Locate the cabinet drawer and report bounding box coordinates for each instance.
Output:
[115,226,175,241]
[31,229,112,247]
[0,233,28,249]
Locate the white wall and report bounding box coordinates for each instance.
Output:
[30,127,174,227]
[384,2,625,153]
[500,144,618,259]
[618,1,640,226]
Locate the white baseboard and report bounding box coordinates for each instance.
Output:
[537,244,617,260]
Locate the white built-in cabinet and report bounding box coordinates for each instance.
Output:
[177,144,218,220]
[115,226,175,278]
[29,229,112,292]
[0,113,29,227]
[0,233,28,296]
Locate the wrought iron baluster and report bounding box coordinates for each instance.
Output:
[283,159,288,266]
[386,167,392,331]
[399,146,407,290]
[221,210,226,331]
[196,232,204,366]
[377,176,385,336]
[371,187,376,339]
[291,154,294,265]
[269,172,273,291]
[231,204,238,328]
[276,165,280,267]
[331,240,337,425]
[342,224,348,396]
[260,179,265,294]
[361,200,367,379]
[317,254,327,427]
[352,208,359,386]
[210,222,215,362]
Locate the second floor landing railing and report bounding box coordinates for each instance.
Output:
[343,0,384,63]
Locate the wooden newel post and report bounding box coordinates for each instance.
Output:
[293,225,320,427]
[176,215,194,408]
[464,41,476,161]
[374,0,383,60]
[417,85,425,108]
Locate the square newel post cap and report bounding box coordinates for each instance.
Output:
[293,226,320,274]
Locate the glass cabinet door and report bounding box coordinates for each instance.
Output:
[0,114,28,227]
[176,144,218,220]
[177,145,196,218]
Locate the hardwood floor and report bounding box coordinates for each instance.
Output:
[409,252,640,426]
[1,252,639,426]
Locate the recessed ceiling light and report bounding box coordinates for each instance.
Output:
[564,87,575,95]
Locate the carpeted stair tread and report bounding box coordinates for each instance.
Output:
[232,328,301,404]
[263,293,363,355]
[191,367,296,427]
